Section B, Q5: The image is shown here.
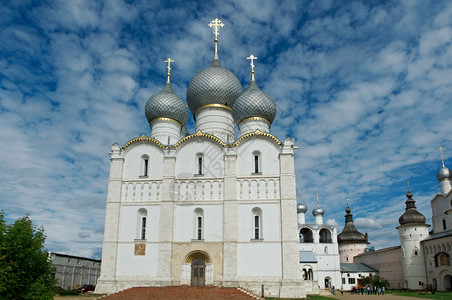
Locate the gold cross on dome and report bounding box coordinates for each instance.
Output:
[208,18,224,40]
[164,58,174,74]
[247,54,257,71]
[164,58,174,83]
[439,146,445,167]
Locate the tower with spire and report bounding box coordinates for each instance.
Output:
[337,200,368,263]
[396,186,429,289]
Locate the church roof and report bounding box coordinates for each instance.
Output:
[299,251,318,263]
[421,229,452,242]
[186,59,243,115]
[145,81,188,126]
[398,189,426,226]
[340,263,377,273]
[337,204,367,244]
[233,75,276,125]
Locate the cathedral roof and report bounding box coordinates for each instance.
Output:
[233,72,276,125]
[297,202,307,213]
[145,81,188,126]
[186,58,243,115]
[337,204,367,244]
[437,166,451,181]
[398,189,426,226]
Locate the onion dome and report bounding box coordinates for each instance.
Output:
[312,193,324,216]
[338,204,367,244]
[186,18,243,115]
[233,62,276,125]
[186,58,243,115]
[145,58,188,126]
[399,189,426,225]
[437,147,451,181]
[297,203,307,213]
[312,207,324,216]
[436,166,451,181]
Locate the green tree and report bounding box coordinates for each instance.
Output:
[0,212,56,299]
[361,275,390,289]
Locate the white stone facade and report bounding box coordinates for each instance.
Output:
[297,222,341,290]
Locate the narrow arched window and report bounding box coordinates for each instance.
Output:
[137,208,148,240]
[196,153,203,175]
[141,155,149,177]
[252,151,261,174]
[254,215,260,239]
[141,217,147,240]
[194,208,204,240]
[197,217,202,240]
[252,207,263,240]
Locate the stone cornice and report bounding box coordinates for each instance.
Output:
[122,129,283,150]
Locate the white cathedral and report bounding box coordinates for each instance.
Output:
[94,18,451,297]
[95,18,327,298]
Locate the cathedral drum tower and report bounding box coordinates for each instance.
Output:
[397,187,429,290]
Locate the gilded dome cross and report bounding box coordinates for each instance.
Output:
[247,54,257,71]
[164,58,174,83]
[208,18,224,40]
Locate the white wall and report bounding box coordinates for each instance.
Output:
[236,138,280,176]
[237,243,282,277]
[174,204,223,242]
[122,144,164,180]
[238,203,280,242]
[119,205,160,242]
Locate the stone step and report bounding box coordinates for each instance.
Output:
[101,286,264,300]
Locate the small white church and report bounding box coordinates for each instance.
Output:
[95,18,318,298]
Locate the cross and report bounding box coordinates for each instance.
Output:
[164,58,174,74]
[208,18,224,40]
[247,54,257,71]
[346,198,349,206]
[439,146,445,167]
[316,193,320,208]
[298,188,301,201]
[407,181,410,191]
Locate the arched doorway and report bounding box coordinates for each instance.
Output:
[443,274,452,291]
[183,250,212,286]
[191,257,205,286]
[325,277,331,288]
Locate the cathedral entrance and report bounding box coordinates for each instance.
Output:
[191,257,206,286]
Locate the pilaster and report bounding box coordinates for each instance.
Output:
[157,155,176,283]
[223,152,238,284]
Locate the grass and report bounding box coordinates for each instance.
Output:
[387,289,452,299]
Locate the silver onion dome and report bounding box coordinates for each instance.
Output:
[312,207,324,216]
[297,203,307,213]
[145,82,188,126]
[233,80,276,125]
[436,166,451,181]
[186,59,243,114]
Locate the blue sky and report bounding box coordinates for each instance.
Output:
[0,0,451,259]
